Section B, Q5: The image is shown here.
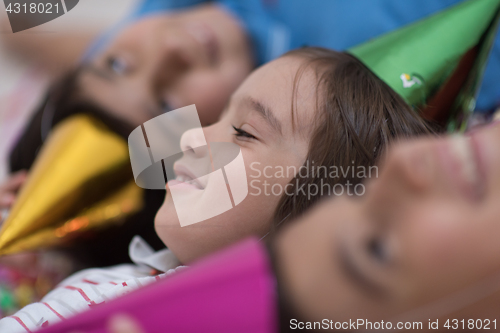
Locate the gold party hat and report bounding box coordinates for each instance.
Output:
[0,115,143,255]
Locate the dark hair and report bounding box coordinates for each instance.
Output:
[9,67,134,172]
[272,47,434,227]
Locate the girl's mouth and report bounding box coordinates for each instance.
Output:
[167,164,205,190]
[170,174,204,190]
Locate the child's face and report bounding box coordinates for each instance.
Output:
[155,56,318,263]
[276,122,500,325]
[80,4,253,127]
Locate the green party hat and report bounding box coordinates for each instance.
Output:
[348,0,500,131]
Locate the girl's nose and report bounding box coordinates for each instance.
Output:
[368,142,433,209]
[180,128,208,158]
[387,142,433,193]
[153,36,194,86]
[131,22,197,90]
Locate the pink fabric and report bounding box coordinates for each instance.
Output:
[40,237,278,333]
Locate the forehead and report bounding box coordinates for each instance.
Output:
[233,56,319,136]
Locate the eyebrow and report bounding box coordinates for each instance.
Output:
[243,96,282,134]
[338,244,388,299]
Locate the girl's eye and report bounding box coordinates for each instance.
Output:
[232,125,256,140]
[367,237,388,264]
[107,56,128,75]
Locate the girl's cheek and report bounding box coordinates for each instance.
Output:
[154,193,178,228]
[402,207,485,294]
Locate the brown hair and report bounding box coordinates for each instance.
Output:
[273,47,434,227]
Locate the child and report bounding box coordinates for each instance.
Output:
[275,120,500,332]
[24,120,500,333]
[0,47,431,332]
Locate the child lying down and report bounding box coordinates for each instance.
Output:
[0,47,431,332]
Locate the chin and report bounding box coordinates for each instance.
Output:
[158,229,203,264]
[154,198,181,243]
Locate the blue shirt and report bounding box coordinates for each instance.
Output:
[109,0,500,112]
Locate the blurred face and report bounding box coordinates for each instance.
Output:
[277,122,500,327]
[79,4,253,127]
[155,56,318,264]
